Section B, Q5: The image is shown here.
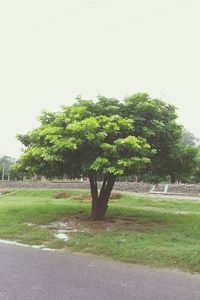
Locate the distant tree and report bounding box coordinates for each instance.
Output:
[193,158,200,183]
[166,145,199,183]
[9,162,28,180]
[0,156,16,180]
[181,127,200,148]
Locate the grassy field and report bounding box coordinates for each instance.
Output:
[0,189,200,273]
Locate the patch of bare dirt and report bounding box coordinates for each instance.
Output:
[52,215,164,235]
[109,192,122,199]
[73,192,122,203]
[73,195,91,202]
[52,191,71,199]
[80,218,163,234]
[0,189,16,196]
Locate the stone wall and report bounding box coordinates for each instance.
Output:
[0,181,90,190]
[0,180,153,193]
[168,184,200,195]
[0,181,200,195]
[150,183,200,195]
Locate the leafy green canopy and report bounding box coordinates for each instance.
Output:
[123,93,183,177]
[0,156,16,180]
[167,144,200,182]
[17,109,153,178]
[181,127,200,148]
[16,93,188,179]
[13,94,200,218]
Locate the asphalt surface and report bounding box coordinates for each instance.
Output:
[0,244,200,300]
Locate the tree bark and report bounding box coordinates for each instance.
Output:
[171,173,177,184]
[89,173,116,221]
[88,172,98,218]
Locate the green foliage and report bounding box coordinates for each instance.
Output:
[181,127,200,148]
[0,156,16,180]
[123,93,183,178]
[14,93,199,184]
[16,97,154,179]
[168,145,200,182]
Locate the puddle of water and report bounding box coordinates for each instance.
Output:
[0,239,54,251]
[58,222,75,228]
[22,221,89,244]
[40,221,76,229]
[54,230,69,241]
[0,221,89,250]
[41,221,89,242]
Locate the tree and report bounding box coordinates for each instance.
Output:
[167,127,200,183]
[0,156,16,180]
[181,127,200,148]
[16,98,154,220]
[192,156,200,183]
[167,145,199,183]
[9,162,28,180]
[16,93,187,218]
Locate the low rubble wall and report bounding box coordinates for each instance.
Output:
[0,181,200,195]
[167,184,200,195]
[0,181,153,193]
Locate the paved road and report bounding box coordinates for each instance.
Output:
[0,244,200,300]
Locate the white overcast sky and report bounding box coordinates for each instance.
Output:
[0,0,199,157]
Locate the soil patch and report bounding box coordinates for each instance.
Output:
[0,189,15,195]
[52,191,71,199]
[73,192,122,203]
[41,216,164,237]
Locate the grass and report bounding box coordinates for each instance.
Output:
[0,189,200,273]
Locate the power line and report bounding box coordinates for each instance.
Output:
[61,0,194,47]
[33,0,121,35]
[1,0,102,38]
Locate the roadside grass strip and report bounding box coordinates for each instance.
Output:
[0,189,200,273]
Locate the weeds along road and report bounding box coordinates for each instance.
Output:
[0,243,200,300]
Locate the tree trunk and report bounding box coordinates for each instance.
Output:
[171,174,177,184]
[89,173,116,221]
[88,172,99,219]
